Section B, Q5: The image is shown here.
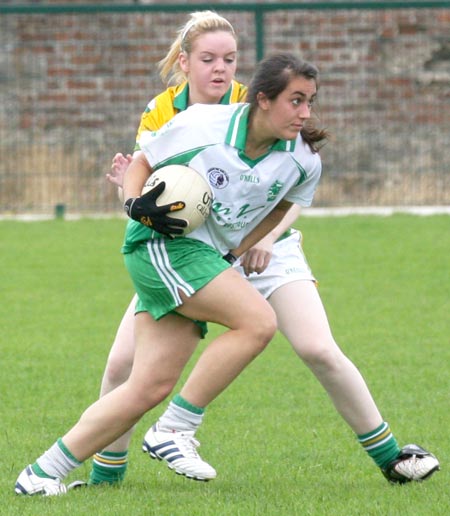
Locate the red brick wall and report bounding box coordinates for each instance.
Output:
[1,2,449,212]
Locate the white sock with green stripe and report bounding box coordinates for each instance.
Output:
[32,438,81,480]
[158,394,204,433]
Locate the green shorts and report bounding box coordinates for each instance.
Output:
[124,237,230,335]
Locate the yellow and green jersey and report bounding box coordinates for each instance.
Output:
[133,80,247,151]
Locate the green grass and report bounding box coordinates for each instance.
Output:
[1,215,449,516]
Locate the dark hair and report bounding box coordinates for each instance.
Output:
[247,53,328,152]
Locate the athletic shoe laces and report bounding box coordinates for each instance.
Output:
[46,478,67,495]
[175,432,201,459]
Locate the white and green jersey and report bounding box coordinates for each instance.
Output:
[123,103,321,255]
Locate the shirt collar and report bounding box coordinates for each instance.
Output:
[173,82,240,112]
[173,82,190,111]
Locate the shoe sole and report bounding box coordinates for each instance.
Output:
[415,463,440,482]
[142,441,211,482]
[14,483,30,496]
[14,481,62,496]
[67,480,89,490]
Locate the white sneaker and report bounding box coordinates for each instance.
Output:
[382,444,440,484]
[142,423,217,481]
[15,465,67,496]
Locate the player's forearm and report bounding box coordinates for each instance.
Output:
[231,201,292,257]
[117,187,124,203]
[263,204,302,243]
[123,152,152,200]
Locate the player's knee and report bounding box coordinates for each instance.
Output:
[130,378,177,413]
[104,352,133,387]
[247,306,277,350]
[297,338,342,370]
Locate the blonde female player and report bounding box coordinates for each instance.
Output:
[16,52,326,496]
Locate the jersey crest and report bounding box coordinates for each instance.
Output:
[207,168,229,189]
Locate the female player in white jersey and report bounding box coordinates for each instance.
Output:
[47,11,437,490]
[15,51,329,496]
[100,13,439,487]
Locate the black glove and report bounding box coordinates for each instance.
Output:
[124,181,187,237]
[223,252,238,265]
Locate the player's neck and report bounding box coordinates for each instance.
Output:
[246,123,276,159]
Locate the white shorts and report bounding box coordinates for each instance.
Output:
[233,229,316,299]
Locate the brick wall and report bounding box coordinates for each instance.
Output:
[1,2,449,212]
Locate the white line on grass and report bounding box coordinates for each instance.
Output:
[1,206,449,221]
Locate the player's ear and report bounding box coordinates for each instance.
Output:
[179,52,189,73]
[257,91,270,110]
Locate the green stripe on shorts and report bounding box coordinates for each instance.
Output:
[124,237,229,322]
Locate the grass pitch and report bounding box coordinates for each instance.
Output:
[1,215,448,516]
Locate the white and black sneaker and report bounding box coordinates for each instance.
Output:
[382,444,440,484]
[142,423,216,481]
[15,465,67,496]
[67,480,88,490]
